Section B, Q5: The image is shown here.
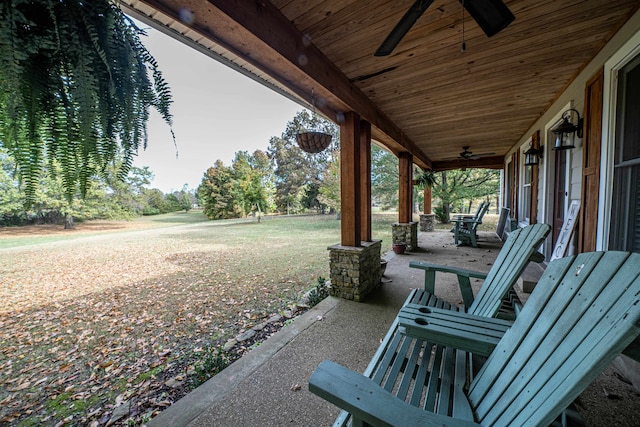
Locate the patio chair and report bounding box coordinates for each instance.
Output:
[310,251,640,426]
[450,201,486,232]
[453,202,490,247]
[411,223,550,315]
[320,224,550,427]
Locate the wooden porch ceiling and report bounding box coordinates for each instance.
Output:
[121,0,640,171]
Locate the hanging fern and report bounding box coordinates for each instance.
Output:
[0,0,174,205]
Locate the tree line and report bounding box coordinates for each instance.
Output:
[1,108,499,227]
[198,110,500,222]
[0,147,193,227]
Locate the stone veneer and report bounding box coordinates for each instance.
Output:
[392,222,418,250]
[419,213,435,232]
[327,240,382,301]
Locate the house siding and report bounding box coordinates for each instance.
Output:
[505,9,640,259]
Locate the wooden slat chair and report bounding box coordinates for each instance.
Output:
[453,202,490,247]
[310,251,640,427]
[323,224,550,427]
[450,201,486,233]
[411,223,550,314]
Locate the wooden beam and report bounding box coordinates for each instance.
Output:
[424,187,432,215]
[431,156,505,172]
[360,121,372,242]
[398,153,413,224]
[340,112,361,247]
[129,0,430,169]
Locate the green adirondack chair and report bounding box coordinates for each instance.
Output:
[450,201,486,233]
[323,224,550,427]
[453,201,490,247]
[411,223,550,314]
[310,251,640,426]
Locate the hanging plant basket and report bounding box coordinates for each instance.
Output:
[296,131,333,154]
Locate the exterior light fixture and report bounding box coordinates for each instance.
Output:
[524,142,543,166]
[552,108,583,150]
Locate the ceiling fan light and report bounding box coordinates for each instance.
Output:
[460,0,515,37]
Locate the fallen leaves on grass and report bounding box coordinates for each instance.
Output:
[0,223,323,426]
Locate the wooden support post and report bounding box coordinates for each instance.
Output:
[360,121,372,242]
[424,187,432,214]
[340,112,362,247]
[398,152,413,224]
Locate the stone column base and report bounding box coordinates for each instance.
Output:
[328,240,382,302]
[392,222,418,250]
[419,214,435,232]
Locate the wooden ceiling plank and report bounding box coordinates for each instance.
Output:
[132,0,431,168]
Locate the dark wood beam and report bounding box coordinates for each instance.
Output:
[340,112,362,247]
[360,121,372,242]
[129,0,430,169]
[431,156,505,172]
[398,153,413,224]
[424,187,432,214]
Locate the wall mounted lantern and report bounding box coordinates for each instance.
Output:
[524,142,543,166]
[552,108,583,150]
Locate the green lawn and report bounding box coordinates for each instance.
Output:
[0,212,397,426]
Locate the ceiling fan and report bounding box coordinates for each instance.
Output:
[459,146,495,160]
[375,0,515,57]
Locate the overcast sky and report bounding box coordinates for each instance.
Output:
[132,22,303,193]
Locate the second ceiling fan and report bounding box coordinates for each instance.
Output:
[459,146,495,160]
[375,0,515,57]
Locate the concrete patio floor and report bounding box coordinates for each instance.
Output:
[149,230,640,427]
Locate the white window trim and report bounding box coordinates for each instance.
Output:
[518,139,533,227]
[600,29,640,250]
[504,156,513,212]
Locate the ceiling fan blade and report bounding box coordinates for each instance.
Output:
[460,0,515,37]
[374,0,435,57]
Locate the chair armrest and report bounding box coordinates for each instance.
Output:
[398,305,512,357]
[409,261,487,307]
[409,261,488,279]
[309,360,481,427]
[529,251,545,263]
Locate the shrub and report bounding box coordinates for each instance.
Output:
[189,346,230,389]
[434,206,450,224]
[307,276,329,307]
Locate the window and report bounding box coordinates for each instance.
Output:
[610,53,640,252]
[519,144,532,224]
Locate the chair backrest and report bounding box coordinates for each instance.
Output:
[470,251,640,426]
[468,202,490,232]
[469,223,550,317]
[476,202,490,222]
[472,201,486,220]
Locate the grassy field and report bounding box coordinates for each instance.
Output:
[0,212,397,426]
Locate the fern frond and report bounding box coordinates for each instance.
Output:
[0,0,175,205]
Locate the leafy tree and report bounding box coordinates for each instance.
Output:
[0,148,23,222]
[431,169,500,223]
[0,0,174,204]
[173,184,195,212]
[105,165,154,217]
[198,160,242,220]
[317,150,340,213]
[371,145,399,210]
[232,150,272,216]
[268,110,339,213]
[0,148,173,224]
[142,188,170,215]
